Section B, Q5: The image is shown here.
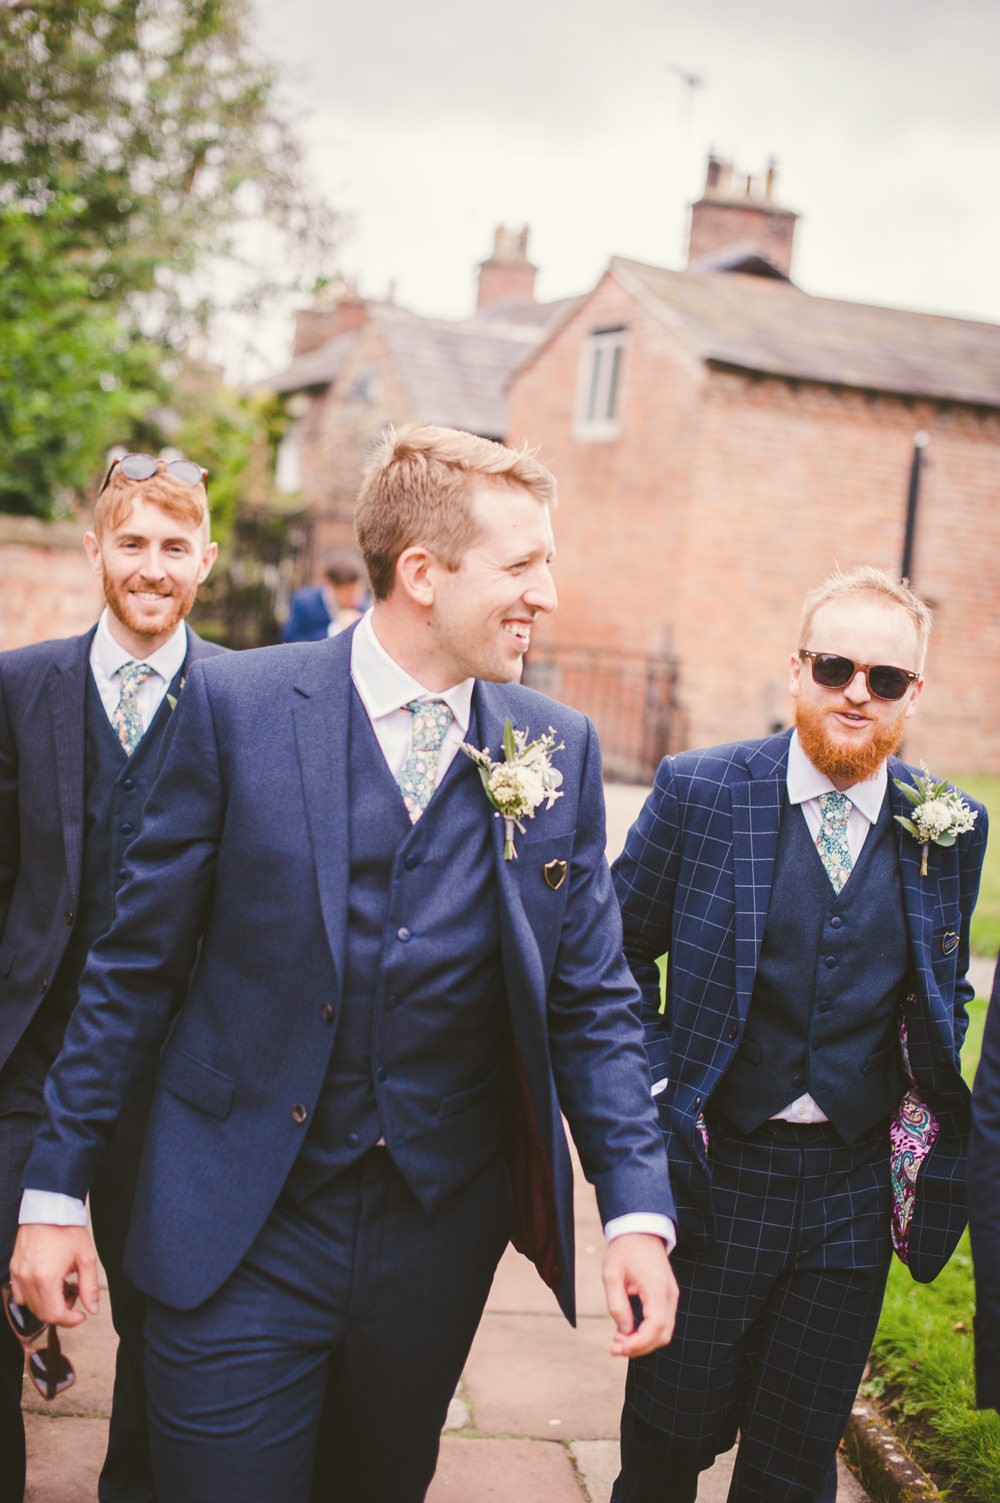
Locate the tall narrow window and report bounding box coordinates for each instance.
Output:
[574,326,628,439]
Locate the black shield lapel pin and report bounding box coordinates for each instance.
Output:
[941,931,960,957]
[543,859,567,891]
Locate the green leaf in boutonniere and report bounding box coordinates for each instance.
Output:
[461,719,564,860]
[893,763,977,876]
[166,675,186,713]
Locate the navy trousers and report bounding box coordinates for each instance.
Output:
[0,1085,154,1503]
[614,1120,893,1503]
[144,1147,513,1503]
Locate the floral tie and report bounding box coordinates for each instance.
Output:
[396,699,453,822]
[111,661,156,756]
[816,790,854,893]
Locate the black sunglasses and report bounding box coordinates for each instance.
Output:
[799,650,919,703]
[2,1283,76,1401]
[99,452,208,496]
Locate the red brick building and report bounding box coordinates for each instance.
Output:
[265,228,577,567]
[507,157,1000,777]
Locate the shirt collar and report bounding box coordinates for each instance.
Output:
[93,609,188,685]
[350,610,473,735]
[786,729,887,826]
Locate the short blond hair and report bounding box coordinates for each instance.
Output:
[355,424,556,600]
[799,566,933,668]
[94,461,210,541]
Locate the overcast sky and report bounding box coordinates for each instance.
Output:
[247,0,1000,367]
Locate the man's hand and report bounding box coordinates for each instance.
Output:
[10,1225,99,1327]
[602,1231,679,1358]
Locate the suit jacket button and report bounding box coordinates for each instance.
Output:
[397,927,411,942]
[291,1103,308,1124]
[321,1003,334,1023]
[346,1131,360,1148]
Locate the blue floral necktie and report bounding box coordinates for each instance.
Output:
[111,661,156,756]
[396,699,453,822]
[816,790,854,893]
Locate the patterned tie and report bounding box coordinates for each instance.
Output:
[816,791,854,893]
[396,699,453,822]
[110,661,156,756]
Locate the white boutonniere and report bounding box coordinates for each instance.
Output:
[462,719,564,860]
[893,764,978,877]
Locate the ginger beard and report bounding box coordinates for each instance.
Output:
[794,696,906,786]
[101,567,200,643]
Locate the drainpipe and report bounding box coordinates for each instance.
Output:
[900,431,929,582]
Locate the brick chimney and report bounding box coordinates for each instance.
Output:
[476,225,537,311]
[687,155,798,278]
[292,279,368,359]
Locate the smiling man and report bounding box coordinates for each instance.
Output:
[610,566,987,1503]
[11,425,676,1503]
[0,453,220,1503]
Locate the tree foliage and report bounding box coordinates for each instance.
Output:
[0,0,339,516]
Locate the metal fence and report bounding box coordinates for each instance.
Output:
[522,645,683,784]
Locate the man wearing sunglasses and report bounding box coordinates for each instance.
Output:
[610,565,987,1502]
[0,453,221,1503]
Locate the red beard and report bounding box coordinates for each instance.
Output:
[794,698,905,785]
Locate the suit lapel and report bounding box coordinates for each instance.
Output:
[731,736,789,1020]
[889,762,935,996]
[290,634,354,995]
[48,631,95,901]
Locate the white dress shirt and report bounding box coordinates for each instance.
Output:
[23,612,672,1251]
[774,732,888,1123]
[90,610,188,729]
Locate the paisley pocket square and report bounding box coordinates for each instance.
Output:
[543,859,567,891]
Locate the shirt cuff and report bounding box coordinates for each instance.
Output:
[19,1190,88,1227]
[604,1212,676,1255]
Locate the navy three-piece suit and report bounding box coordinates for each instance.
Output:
[0,623,223,1503]
[611,731,986,1501]
[23,627,674,1501]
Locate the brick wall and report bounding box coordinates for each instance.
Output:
[0,516,101,650]
[508,279,1000,777]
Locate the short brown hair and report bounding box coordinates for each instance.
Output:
[355,424,556,600]
[799,565,933,668]
[93,460,210,541]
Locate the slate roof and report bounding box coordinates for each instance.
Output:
[266,329,361,395]
[612,257,1000,410]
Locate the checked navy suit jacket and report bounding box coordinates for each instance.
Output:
[612,730,988,1282]
[23,627,674,1321]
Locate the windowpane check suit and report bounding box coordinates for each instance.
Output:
[611,730,986,1503]
[21,628,674,1502]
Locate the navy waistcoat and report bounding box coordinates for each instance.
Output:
[712,790,909,1140]
[284,690,510,1212]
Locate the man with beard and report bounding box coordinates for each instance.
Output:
[610,566,986,1503]
[0,453,221,1503]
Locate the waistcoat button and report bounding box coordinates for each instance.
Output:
[291,1103,308,1124]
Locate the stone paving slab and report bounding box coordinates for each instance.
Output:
[463,1310,627,1442]
[428,1436,583,1501]
[24,1413,108,1503]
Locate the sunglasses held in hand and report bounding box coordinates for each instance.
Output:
[798,650,919,702]
[2,1282,76,1401]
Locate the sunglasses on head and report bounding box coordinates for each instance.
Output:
[99,452,208,496]
[2,1283,76,1401]
[799,650,919,702]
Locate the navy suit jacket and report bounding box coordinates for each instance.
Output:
[970,953,1000,1407]
[0,624,225,1075]
[613,730,987,1282]
[281,585,331,643]
[24,628,674,1320]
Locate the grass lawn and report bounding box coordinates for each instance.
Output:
[956,772,1000,957]
[866,995,1000,1502]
